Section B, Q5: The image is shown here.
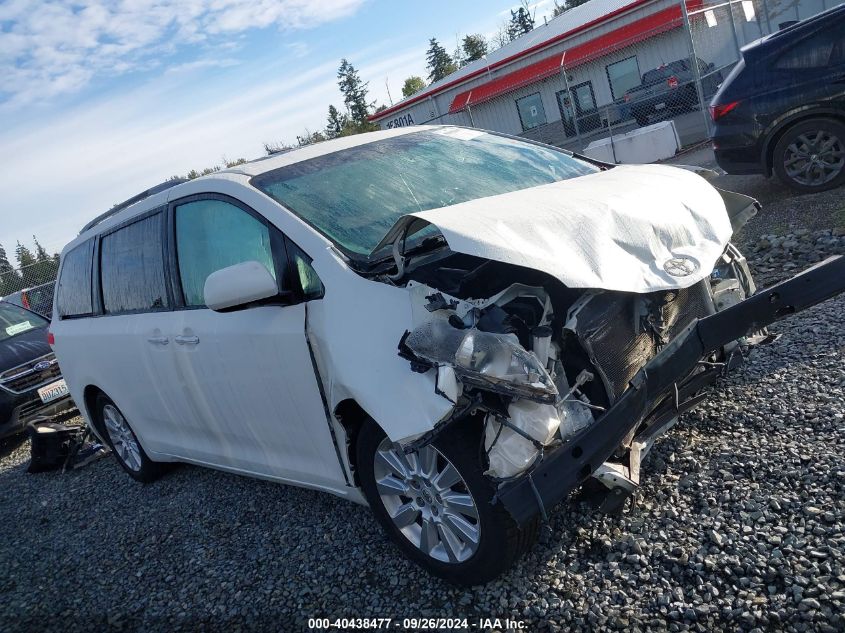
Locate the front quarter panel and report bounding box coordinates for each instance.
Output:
[306,250,454,443]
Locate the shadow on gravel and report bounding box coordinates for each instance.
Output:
[0,432,27,461]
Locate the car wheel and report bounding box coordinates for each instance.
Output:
[95,394,169,483]
[357,417,539,585]
[773,118,845,193]
[634,113,648,126]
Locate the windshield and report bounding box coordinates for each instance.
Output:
[0,302,48,343]
[251,128,599,256]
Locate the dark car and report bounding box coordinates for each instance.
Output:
[710,5,845,192]
[3,281,56,318]
[624,57,722,126]
[0,301,74,439]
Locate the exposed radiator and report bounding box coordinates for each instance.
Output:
[569,281,715,402]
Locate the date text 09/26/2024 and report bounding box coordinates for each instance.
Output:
[307,617,527,630]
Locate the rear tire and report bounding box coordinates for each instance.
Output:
[95,394,169,483]
[357,417,539,585]
[634,113,649,126]
[772,118,845,193]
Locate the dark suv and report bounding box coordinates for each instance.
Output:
[0,301,74,438]
[710,5,845,192]
[3,281,56,318]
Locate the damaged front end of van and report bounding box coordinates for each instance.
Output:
[368,165,845,526]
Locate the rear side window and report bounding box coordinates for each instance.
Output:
[100,213,169,314]
[774,30,836,69]
[57,240,94,318]
[175,199,276,307]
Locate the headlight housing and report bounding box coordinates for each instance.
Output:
[404,320,558,402]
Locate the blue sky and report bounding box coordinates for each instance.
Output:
[0,0,559,260]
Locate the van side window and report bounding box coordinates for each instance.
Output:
[175,199,276,307]
[100,213,170,314]
[57,240,94,318]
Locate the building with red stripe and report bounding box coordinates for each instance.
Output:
[368,0,777,145]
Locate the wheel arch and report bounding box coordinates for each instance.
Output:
[762,108,845,175]
[82,384,108,442]
[333,398,373,486]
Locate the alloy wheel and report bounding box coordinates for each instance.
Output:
[102,404,142,472]
[373,438,481,563]
[783,130,845,188]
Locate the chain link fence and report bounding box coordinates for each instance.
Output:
[387,0,833,157]
[0,259,59,317]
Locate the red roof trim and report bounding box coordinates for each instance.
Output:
[448,0,702,112]
[369,0,657,122]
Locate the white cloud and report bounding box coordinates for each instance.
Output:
[0,43,425,255]
[0,0,367,109]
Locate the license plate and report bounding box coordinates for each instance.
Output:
[654,102,666,110]
[38,379,69,404]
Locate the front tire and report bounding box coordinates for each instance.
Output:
[772,118,845,193]
[95,394,169,483]
[357,417,538,585]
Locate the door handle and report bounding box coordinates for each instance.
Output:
[174,335,200,345]
[147,336,169,345]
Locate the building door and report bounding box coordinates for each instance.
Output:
[571,81,601,133]
[557,81,601,137]
[556,90,577,138]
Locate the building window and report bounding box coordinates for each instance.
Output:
[515,93,547,131]
[606,56,641,100]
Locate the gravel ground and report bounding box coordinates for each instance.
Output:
[2,179,844,632]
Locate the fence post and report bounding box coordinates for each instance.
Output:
[466,104,475,127]
[727,0,743,58]
[606,105,618,164]
[680,0,714,139]
[760,0,773,34]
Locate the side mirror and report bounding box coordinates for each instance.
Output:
[204,261,281,312]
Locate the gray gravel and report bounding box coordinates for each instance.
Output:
[2,228,844,631]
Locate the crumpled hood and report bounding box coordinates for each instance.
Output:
[383,164,734,293]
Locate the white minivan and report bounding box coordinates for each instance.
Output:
[51,126,845,584]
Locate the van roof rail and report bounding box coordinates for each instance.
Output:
[79,178,188,235]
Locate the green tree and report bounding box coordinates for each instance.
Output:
[0,243,23,295]
[326,104,348,138]
[15,241,36,269]
[296,130,326,146]
[426,38,457,83]
[554,0,590,13]
[28,235,59,285]
[461,34,488,64]
[337,58,373,125]
[401,76,427,98]
[15,241,37,288]
[263,141,297,155]
[507,7,535,40]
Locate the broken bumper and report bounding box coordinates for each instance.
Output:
[497,256,845,526]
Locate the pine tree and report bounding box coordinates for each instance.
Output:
[401,76,426,98]
[15,241,36,269]
[0,243,23,295]
[33,236,49,262]
[326,105,348,138]
[30,235,59,286]
[337,59,373,125]
[426,38,458,83]
[508,7,535,40]
[461,34,488,65]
